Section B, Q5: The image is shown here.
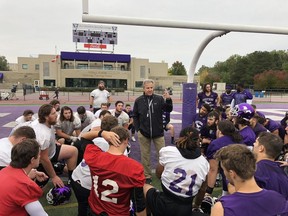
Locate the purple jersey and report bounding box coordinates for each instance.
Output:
[220,189,288,216]
[256,111,265,118]
[206,136,239,160]
[192,114,207,131]
[239,126,256,147]
[255,160,288,199]
[200,126,217,141]
[232,89,253,105]
[266,118,281,132]
[220,92,234,107]
[197,91,218,109]
[253,122,267,137]
[265,118,286,140]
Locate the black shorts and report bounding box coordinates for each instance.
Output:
[51,144,62,163]
[131,187,146,213]
[36,144,62,187]
[146,188,193,216]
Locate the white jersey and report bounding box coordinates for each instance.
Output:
[90,118,102,129]
[31,121,56,159]
[15,115,36,126]
[94,109,103,118]
[160,146,210,198]
[79,124,92,138]
[55,116,81,135]
[9,120,34,136]
[78,118,102,138]
[79,118,101,138]
[109,110,130,127]
[90,89,110,109]
[0,138,13,167]
[72,137,109,190]
[74,110,95,131]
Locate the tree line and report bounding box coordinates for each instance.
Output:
[196,50,288,90]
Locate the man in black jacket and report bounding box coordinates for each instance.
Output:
[133,79,173,183]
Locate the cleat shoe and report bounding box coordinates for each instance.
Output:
[131,136,136,142]
[145,178,152,184]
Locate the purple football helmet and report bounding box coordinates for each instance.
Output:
[230,103,255,121]
[46,186,72,206]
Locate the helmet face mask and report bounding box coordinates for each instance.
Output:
[46,186,72,206]
[201,196,218,214]
[230,103,255,121]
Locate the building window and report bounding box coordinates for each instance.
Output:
[43,79,55,87]
[135,81,143,88]
[77,64,88,69]
[43,62,49,76]
[22,64,28,70]
[120,65,125,71]
[104,64,113,70]
[64,63,69,69]
[35,64,39,70]
[65,78,127,90]
[140,66,145,78]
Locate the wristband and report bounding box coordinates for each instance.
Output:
[90,105,93,108]
[98,129,104,137]
[206,186,214,194]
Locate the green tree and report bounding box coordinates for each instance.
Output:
[197,50,288,86]
[282,62,288,71]
[168,61,187,75]
[0,56,9,71]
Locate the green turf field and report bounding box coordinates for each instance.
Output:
[40,175,221,215]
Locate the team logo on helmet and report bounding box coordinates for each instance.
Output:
[46,186,72,206]
[230,103,255,121]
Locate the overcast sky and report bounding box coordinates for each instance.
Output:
[1,0,288,72]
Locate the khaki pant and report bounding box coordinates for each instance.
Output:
[138,131,165,179]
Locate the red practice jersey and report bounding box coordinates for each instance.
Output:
[84,144,145,216]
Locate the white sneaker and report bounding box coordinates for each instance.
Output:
[131,136,136,142]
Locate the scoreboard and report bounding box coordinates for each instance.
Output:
[72,23,118,45]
